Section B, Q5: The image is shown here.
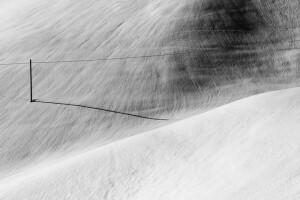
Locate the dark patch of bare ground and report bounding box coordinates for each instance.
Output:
[166,0,300,108]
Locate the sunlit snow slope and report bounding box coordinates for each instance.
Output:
[0,0,300,181]
[1,87,300,200]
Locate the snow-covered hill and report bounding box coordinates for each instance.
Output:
[0,0,300,194]
[1,87,300,200]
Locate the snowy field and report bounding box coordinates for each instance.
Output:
[0,0,300,199]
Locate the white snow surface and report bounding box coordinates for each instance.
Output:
[1,87,300,200]
[1,0,300,199]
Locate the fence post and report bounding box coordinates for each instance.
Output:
[29,59,35,102]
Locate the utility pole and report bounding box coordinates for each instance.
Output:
[29,59,35,102]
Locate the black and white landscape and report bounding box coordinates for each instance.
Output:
[0,0,300,199]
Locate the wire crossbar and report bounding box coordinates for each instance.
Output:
[1,44,300,66]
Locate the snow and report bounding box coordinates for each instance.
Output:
[1,0,300,199]
[1,0,299,178]
[0,87,300,200]
[0,0,188,177]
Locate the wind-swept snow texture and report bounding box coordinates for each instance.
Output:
[1,87,300,200]
[0,0,300,186]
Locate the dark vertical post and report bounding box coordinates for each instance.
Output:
[30,59,33,102]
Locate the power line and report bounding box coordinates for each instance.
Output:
[0,62,28,66]
[31,52,191,64]
[1,40,300,66]
[32,47,300,64]
[181,38,300,50]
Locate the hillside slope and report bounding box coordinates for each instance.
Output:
[0,0,300,178]
[1,87,300,200]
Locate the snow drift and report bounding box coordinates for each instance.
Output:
[1,87,300,200]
